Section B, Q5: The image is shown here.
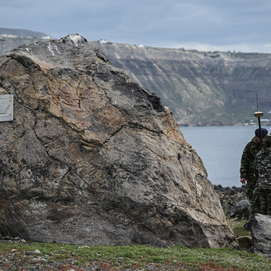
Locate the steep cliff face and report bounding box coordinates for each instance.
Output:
[0,34,236,248]
[91,41,271,126]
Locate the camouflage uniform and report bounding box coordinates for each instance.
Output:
[255,146,271,215]
[240,136,262,201]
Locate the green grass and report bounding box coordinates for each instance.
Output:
[0,217,267,270]
[0,242,270,270]
[228,218,252,238]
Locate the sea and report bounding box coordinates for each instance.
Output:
[179,125,269,188]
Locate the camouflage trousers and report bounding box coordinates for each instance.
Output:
[250,188,261,220]
[245,178,261,220]
[245,177,257,201]
[258,189,271,216]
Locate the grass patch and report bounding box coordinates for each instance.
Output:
[0,242,270,270]
[227,218,252,238]
[0,216,265,270]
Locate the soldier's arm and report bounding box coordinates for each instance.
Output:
[240,142,251,179]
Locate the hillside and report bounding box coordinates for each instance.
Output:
[0,28,53,57]
[90,41,271,126]
[1,28,271,126]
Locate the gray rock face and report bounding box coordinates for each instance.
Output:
[252,214,271,257]
[230,200,250,220]
[0,34,237,248]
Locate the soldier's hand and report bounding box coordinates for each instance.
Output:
[240,178,246,184]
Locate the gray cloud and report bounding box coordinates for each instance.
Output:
[1,0,271,52]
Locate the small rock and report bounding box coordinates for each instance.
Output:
[25,249,41,256]
[236,236,252,248]
[252,213,271,257]
[25,251,35,255]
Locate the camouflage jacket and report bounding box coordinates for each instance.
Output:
[240,136,262,180]
[255,146,271,190]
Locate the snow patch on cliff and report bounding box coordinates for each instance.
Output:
[66,34,86,46]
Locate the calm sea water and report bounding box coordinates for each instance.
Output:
[180,125,269,188]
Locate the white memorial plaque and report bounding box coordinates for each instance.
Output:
[0,94,13,122]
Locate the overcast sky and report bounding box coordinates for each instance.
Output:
[1,0,271,53]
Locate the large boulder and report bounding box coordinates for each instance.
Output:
[0,34,237,248]
[252,213,271,257]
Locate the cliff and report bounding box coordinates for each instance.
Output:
[91,41,271,126]
[0,28,53,58]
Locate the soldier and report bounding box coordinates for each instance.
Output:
[240,128,268,229]
[254,135,271,215]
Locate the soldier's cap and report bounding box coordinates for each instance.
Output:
[255,128,268,138]
[265,135,271,143]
